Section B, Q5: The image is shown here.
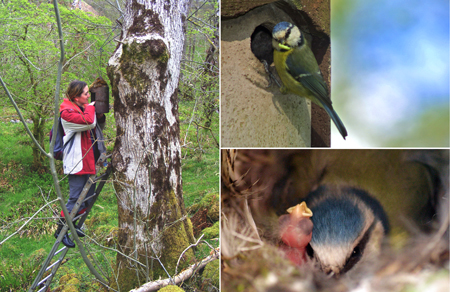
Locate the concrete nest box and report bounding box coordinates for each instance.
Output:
[221,0,331,147]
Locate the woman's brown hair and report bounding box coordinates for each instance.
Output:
[66,80,87,101]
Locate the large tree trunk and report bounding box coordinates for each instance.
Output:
[107,0,194,290]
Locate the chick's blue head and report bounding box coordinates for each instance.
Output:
[304,185,389,275]
[310,198,364,246]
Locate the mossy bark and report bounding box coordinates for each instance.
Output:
[31,109,48,172]
[107,0,192,290]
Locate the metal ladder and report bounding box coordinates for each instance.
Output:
[29,153,112,292]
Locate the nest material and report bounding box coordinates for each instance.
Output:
[220,149,450,292]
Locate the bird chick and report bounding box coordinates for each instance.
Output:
[272,21,347,139]
[304,185,389,275]
[278,202,314,265]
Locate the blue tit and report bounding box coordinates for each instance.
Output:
[272,22,348,139]
[304,185,389,275]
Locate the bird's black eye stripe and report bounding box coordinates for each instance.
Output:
[297,34,304,47]
[284,25,292,44]
[341,221,375,273]
[306,243,314,258]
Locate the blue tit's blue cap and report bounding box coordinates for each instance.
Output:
[273,21,293,35]
[309,197,364,246]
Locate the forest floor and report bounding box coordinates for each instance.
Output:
[0,99,219,292]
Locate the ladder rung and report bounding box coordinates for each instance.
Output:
[29,160,112,291]
[93,172,108,182]
[72,213,84,221]
[45,259,61,271]
[54,245,67,256]
[38,273,53,286]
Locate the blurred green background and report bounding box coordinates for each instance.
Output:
[331,0,449,147]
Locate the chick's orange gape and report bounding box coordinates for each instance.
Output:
[278,202,313,265]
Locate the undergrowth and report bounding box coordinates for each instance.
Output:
[0,97,219,291]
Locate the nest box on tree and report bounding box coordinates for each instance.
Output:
[89,76,110,114]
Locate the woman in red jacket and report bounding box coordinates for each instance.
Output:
[54,80,106,248]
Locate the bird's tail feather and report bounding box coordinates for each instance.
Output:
[322,105,348,139]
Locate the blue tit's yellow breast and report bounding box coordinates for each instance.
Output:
[273,49,314,99]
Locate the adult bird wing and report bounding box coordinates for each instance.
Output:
[285,46,331,107]
[285,47,348,139]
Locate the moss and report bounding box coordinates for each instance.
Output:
[57,274,80,292]
[93,224,114,235]
[85,211,113,227]
[151,190,195,279]
[202,259,219,289]
[203,221,219,239]
[30,248,46,263]
[58,273,77,286]
[62,278,81,292]
[199,192,219,206]
[158,285,185,292]
[106,226,119,247]
[119,39,169,89]
[157,50,169,63]
[202,193,219,222]
[184,216,196,244]
[113,189,195,291]
[189,193,219,221]
[207,203,219,222]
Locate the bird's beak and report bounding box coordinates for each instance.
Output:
[287,202,313,219]
[277,43,291,51]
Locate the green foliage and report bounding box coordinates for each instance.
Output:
[0,122,33,167]
[0,0,219,291]
[0,108,218,291]
[0,248,48,291]
[179,0,219,160]
[0,0,116,170]
[187,192,219,222]
[386,104,450,147]
[181,145,219,207]
[84,0,122,23]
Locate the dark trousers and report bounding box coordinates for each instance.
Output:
[66,174,96,214]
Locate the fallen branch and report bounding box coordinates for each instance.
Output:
[0,198,58,246]
[129,249,220,292]
[175,233,205,275]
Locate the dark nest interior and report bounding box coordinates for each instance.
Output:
[221,149,449,292]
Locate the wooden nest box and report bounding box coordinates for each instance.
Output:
[89,76,110,114]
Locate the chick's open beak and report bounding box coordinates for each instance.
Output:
[279,202,314,265]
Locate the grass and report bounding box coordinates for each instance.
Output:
[0,96,219,291]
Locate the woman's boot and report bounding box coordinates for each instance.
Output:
[54,218,75,248]
[73,220,85,237]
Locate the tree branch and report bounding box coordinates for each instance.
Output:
[193,121,219,148]
[0,198,58,246]
[50,0,108,285]
[0,76,50,158]
[129,251,220,292]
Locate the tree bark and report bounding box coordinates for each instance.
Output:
[107,0,194,290]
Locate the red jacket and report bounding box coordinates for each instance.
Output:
[60,98,97,175]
